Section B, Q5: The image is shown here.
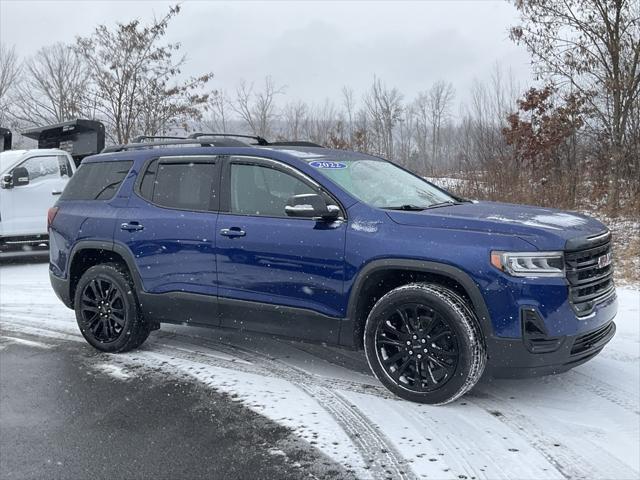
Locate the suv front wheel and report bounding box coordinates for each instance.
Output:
[74,263,150,353]
[364,283,486,404]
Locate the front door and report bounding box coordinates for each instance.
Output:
[216,156,347,342]
[114,155,220,326]
[1,154,72,237]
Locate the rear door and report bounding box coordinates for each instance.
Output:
[1,154,73,237]
[114,155,220,326]
[216,156,347,342]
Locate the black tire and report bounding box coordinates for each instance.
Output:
[74,263,150,353]
[364,283,486,404]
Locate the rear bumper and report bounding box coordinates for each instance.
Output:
[50,270,73,309]
[486,320,616,378]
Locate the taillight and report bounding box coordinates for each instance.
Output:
[47,207,59,230]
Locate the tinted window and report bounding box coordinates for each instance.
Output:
[60,161,132,201]
[230,163,316,216]
[140,158,217,211]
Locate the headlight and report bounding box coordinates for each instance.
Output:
[490,251,565,277]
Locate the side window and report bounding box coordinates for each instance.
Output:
[16,156,59,183]
[58,155,73,178]
[230,163,316,217]
[60,161,133,201]
[139,157,217,211]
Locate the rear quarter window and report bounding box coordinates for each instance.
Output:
[60,160,133,201]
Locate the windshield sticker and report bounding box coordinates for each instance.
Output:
[309,160,347,169]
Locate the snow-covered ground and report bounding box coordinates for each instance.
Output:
[1,262,638,480]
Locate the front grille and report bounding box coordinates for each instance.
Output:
[571,322,615,355]
[565,236,615,316]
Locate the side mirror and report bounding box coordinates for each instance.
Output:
[285,193,340,220]
[0,174,12,189]
[11,166,29,187]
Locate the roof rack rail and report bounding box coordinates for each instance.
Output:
[268,141,323,147]
[131,135,187,143]
[101,137,247,153]
[188,132,269,146]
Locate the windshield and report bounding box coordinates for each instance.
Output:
[306,158,457,209]
[0,151,27,174]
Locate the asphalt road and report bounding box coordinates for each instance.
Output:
[0,336,353,480]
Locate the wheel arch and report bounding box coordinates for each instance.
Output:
[67,240,144,309]
[341,259,493,349]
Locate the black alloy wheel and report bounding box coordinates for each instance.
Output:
[74,263,151,353]
[80,278,126,343]
[374,303,459,392]
[364,283,486,404]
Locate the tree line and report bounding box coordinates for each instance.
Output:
[0,1,638,215]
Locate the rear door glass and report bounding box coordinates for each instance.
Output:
[60,161,133,200]
[138,157,218,211]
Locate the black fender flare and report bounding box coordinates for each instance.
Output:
[66,239,146,302]
[340,259,493,347]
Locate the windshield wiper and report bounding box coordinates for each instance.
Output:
[383,204,426,211]
[425,201,462,209]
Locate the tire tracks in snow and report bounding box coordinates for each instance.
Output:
[468,392,637,480]
[568,371,640,415]
[153,331,415,480]
[0,319,414,480]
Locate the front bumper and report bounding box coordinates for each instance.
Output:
[486,320,616,378]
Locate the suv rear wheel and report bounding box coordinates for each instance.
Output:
[364,283,486,404]
[74,263,150,352]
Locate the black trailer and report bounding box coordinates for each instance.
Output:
[22,119,105,166]
[0,128,11,152]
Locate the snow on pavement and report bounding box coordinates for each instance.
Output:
[1,262,638,479]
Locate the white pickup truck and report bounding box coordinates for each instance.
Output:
[0,149,76,252]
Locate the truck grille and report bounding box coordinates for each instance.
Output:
[565,236,615,316]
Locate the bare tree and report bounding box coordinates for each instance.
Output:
[10,43,89,127]
[232,76,285,138]
[412,81,455,173]
[303,100,339,145]
[0,45,21,125]
[363,76,403,159]
[427,81,455,169]
[511,0,640,212]
[76,5,213,143]
[413,92,431,172]
[136,74,212,136]
[397,106,417,170]
[282,100,307,140]
[342,86,356,146]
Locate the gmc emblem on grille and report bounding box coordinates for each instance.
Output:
[598,252,612,268]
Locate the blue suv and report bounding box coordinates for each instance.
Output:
[49,134,617,404]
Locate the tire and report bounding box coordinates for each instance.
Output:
[74,262,150,353]
[364,283,486,404]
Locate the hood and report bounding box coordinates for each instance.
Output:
[385,201,608,251]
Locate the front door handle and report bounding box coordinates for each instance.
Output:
[220,227,246,238]
[121,222,144,232]
[51,190,62,196]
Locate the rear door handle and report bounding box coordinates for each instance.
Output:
[219,227,246,238]
[51,190,62,196]
[121,222,144,232]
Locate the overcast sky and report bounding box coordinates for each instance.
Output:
[0,0,533,108]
